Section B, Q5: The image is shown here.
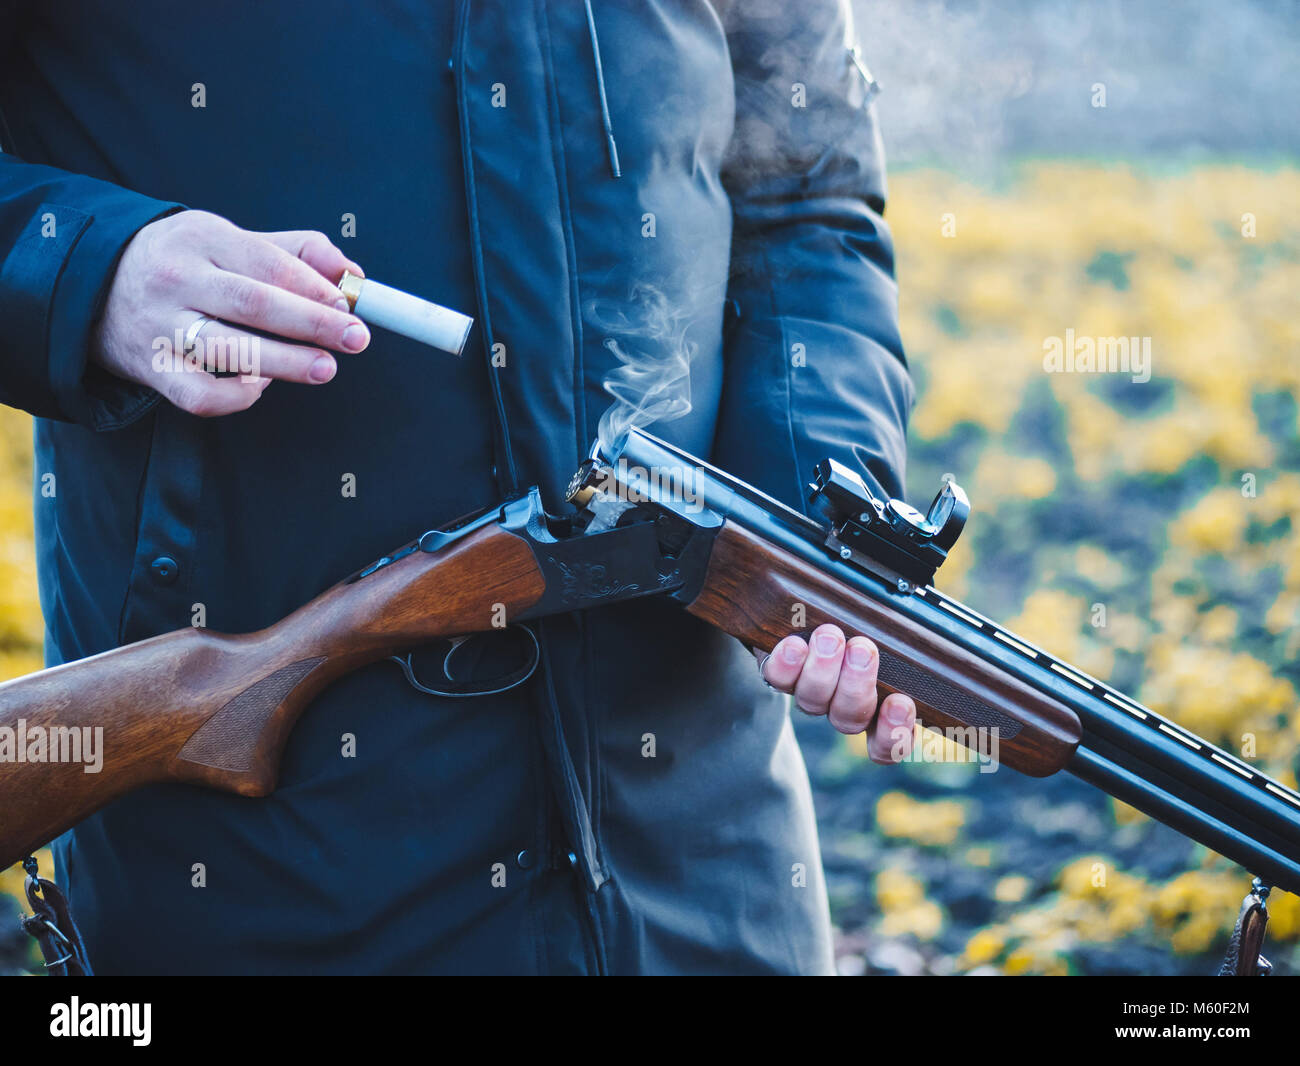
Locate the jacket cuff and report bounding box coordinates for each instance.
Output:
[46,196,183,430]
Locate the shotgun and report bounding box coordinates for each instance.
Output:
[2,429,1298,897]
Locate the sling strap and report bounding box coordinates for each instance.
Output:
[1217,878,1271,977]
[19,855,93,976]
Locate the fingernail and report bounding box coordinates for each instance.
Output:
[847,642,875,669]
[309,355,336,383]
[780,639,804,664]
[814,631,840,657]
[342,322,369,352]
[333,296,350,312]
[885,699,911,726]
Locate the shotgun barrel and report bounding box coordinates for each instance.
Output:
[597,429,1300,894]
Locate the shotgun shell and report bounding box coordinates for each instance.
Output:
[337,271,474,356]
[565,458,607,508]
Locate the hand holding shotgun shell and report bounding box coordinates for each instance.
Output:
[94,210,371,416]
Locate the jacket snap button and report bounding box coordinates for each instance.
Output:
[515,849,534,870]
[149,556,179,585]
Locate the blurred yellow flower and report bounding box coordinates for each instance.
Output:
[1171,488,1249,554]
[875,866,924,912]
[962,927,1005,967]
[974,449,1057,501]
[1006,588,1088,663]
[994,875,1032,903]
[875,791,967,847]
[874,866,945,939]
[879,900,945,941]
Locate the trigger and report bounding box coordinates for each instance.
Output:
[440,636,474,682]
[389,626,540,699]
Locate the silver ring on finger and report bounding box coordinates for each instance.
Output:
[182,314,217,357]
[758,651,775,690]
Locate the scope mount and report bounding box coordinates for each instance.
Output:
[808,459,969,592]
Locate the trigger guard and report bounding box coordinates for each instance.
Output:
[389,626,540,698]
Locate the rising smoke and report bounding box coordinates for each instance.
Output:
[587,284,698,458]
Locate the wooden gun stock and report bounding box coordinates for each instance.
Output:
[684,523,1082,776]
[0,523,544,870]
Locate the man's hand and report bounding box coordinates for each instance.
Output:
[758,623,917,764]
[93,210,371,416]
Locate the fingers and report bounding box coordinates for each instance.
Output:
[155,368,271,419]
[198,267,370,354]
[184,319,337,385]
[203,221,352,308]
[759,623,918,763]
[260,229,364,286]
[93,211,367,419]
[868,692,917,765]
[792,624,846,717]
[183,218,370,353]
[760,635,808,691]
[826,636,879,734]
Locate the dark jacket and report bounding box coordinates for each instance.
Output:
[0,0,911,974]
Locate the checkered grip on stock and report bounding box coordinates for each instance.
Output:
[876,650,1022,738]
[178,657,325,771]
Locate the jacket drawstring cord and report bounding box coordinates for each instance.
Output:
[582,0,621,178]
